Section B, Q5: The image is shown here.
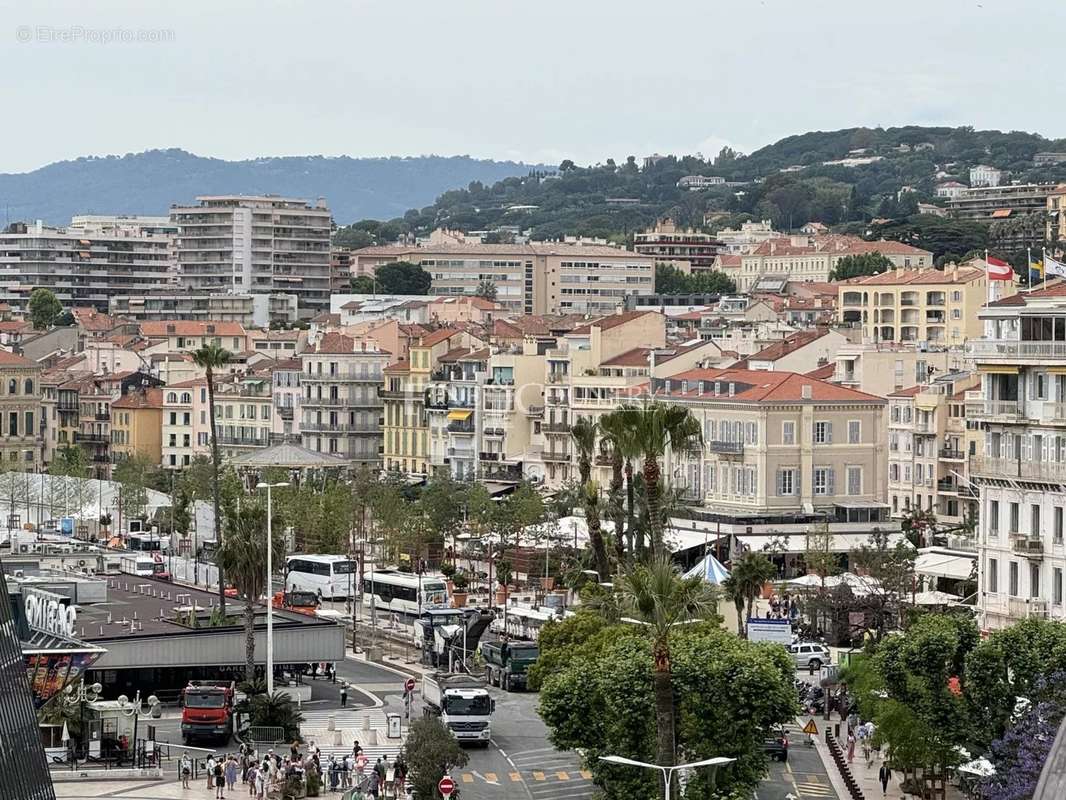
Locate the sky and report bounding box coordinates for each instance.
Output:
[1,0,1063,173]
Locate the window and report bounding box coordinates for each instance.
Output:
[777,468,796,496]
[846,466,862,495]
[1010,502,1020,534]
[990,499,1000,535]
[848,420,861,444]
[1056,507,1064,544]
[814,421,832,444]
[988,558,998,593]
[782,421,795,445]
[1056,568,1063,605]
[1032,504,1042,537]
[889,463,899,481]
[1009,561,1019,596]
[1031,562,1041,599]
[813,467,834,495]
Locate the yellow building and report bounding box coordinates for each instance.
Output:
[110,387,164,466]
[0,350,44,470]
[837,264,1010,346]
[1048,185,1066,246]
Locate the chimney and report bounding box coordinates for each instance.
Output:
[801,384,812,400]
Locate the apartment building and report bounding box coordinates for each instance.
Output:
[833,342,968,397]
[351,239,655,315]
[838,265,997,346]
[0,351,43,471]
[382,329,468,475]
[110,388,164,466]
[885,373,980,526]
[109,292,298,328]
[139,321,249,354]
[1047,185,1066,246]
[743,328,848,373]
[270,358,302,442]
[966,283,1066,629]
[161,379,209,469]
[633,218,720,272]
[713,220,777,255]
[0,220,173,312]
[171,195,332,317]
[736,235,933,291]
[969,165,1004,188]
[947,183,1056,221]
[657,369,887,515]
[300,333,388,467]
[212,376,275,458]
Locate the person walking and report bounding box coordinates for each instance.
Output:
[846,730,856,764]
[180,754,191,789]
[214,759,226,799]
[340,684,348,708]
[206,755,217,791]
[878,763,892,796]
[226,754,239,792]
[341,754,351,789]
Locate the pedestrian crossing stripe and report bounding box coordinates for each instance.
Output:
[485,773,497,782]
[462,773,474,783]
[556,771,569,780]
[532,771,546,781]
[459,770,593,784]
[510,772,522,782]
[580,770,592,780]
[797,783,834,795]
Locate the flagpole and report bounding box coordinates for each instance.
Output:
[1026,246,1033,293]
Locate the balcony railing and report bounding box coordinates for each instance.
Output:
[971,456,1066,482]
[525,405,544,417]
[965,400,1022,419]
[1008,597,1048,617]
[447,422,475,434]
[95,412,110,422]
[968,340,1066,360]
[542,422,570,433]
[542,451,571,463]
[300,422,380,433]
[217,436,269,447]
[939,448,965,461]
[936,479,959,494]
[479,452,501,462]
[708,440,744,455]
[1011,534,1044,559]
[483,428,505,438]
[74,432,108,444]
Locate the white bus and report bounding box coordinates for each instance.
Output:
[362,569,449,616]
[285,555,358,600]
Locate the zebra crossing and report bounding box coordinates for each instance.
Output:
[297,708,403,765]
[504,746,596,799]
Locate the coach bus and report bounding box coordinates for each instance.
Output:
[284,555,358,600]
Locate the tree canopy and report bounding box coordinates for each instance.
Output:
[655,264,736,295]
[28,288,62,330]
[828,251,894,281]
[374,261,432,294]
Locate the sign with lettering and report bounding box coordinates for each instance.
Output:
[23,587,77,638]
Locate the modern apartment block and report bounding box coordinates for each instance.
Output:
[1047,185,1066,246]
[967,284,1066,629]
[300,333,388,468]
[947,182,1055,221]
[0,351,44,472]
[633,217,720,272]
[351,240,655,315]
[109,291,298,327]
[0,220,173,312]
[170,195,332,317]
[837,265,997,346]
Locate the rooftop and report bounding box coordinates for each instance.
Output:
[748,329,831,362]
[655,367,884,404]
[140,320,246,338]
[842,266,985,287]
[353,242,648,259]
[112,387,164,410]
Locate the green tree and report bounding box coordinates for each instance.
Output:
[598,409,635,565]
[474,280,497,300]
[570,418,610,578]
[248,691,304,743]
[655,263,736,295]
[112,454,157,522]
[401,716,470,800]
[828,251,894,281]
[722,552,776,637]
[374,261,431,295]
[213,503,287,681]
[28,288,62,330]
[618,404,703,556]
[349,275,376,293]
[849,529,916,640]
[617,555,718,798]
[190,341,233,613]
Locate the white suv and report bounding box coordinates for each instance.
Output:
[789,642,831,670]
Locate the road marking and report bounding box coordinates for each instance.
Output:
[532,771,546,781]
[510,772,522,782]
[556,771,569,780]
[462,773,474,783]
[579,770,592,780]
[485,772,498,783]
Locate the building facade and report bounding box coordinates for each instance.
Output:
[110,388,164,466]
[633,218,720,272]
[171,196,332,317]
[969,165,1004,188]
[161,379,209,470]
[0,351,43,472]
[109,292,298,327]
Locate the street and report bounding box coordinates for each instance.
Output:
[756,722,837,800]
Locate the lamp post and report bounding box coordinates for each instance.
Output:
[257,481,290,695]
[61,680,102,766]
[116,691,161,767]
[598,754,735,800]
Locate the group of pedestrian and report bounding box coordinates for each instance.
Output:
[844,716,893,797]
[765,593,798,620]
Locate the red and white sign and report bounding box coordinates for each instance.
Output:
[438,776,456,797]
[986,256,1013,281]
[404,677,416,693]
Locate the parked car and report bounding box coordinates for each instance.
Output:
[789,642,831,670]
[762,728,789,762]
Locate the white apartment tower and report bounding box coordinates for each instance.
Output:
[170,195,332,318]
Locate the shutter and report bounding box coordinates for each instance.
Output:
[827,468,836,495]
[710,420,717,441]
[826,422,833,444]
[776,470,783,496]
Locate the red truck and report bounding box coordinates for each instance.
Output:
[181,680,235,744]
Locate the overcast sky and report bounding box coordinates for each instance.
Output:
[1,0,1062,173]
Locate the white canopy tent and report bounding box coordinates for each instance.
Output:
[0,472,171,532]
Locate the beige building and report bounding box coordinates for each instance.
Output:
[139,320,249,354]
[161,378,210,470]
[110,388,164,466]
[838,265,1006,346]
[833,342,970,397]
[1048,185,1066,246]
[736,235,932,292]
[744,328,848,373]
[171,195,332,317]
[633,218,719,272]
[212,376,275,458]
[0,351,44,471]
[109,292,298,328]
[351,240,655,315]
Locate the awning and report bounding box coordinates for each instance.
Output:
[915,550,976,581]
[447,409,473,421]
[978,365,1019,375]
[1049,367,1066,375]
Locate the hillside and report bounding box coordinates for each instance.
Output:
[360,126,1066,247]
[0,149,542,225]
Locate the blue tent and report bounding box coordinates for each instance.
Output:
[684,553,731,584]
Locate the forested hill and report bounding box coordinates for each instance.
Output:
[0,149,542,225]
[346,126,1066,245]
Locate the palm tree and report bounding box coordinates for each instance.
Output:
[191,341,232,613]
[726,552,777,637]
[571,418,609,577]
[213,504,285,681]
[570,417,598,486]
[599,410,635,564]
[618,555,718,799]
[619,404,703,557]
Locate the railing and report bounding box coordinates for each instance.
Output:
[74,432,108,444]
[546,373,568,384]
[378,387,423,399]
[525,405,544,416]
[595,453,614,466]
[1008,597,1048,617]
[300,423,379,433]
[971,456,1066,481]
[939,448,965,460]
[483,428,505,437]
[936,479,958,493]
[479,452,500,461]
[217,436,269,447]
[708,440,744,455]
[542,451,571,462]
[302,372,380,382]
[447,422,475,434]
[95,412,110,421]
[965,400,1022,418]
[542,422,570,433]
[1046,403,1066,421]
[1011,535,1044,558]
[968,340,1066,359]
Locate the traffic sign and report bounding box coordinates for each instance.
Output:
[802,718,818,736]
[438,776,455,797]
[404,677,416,693]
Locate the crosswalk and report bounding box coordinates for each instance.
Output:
[504,747,596,798]
[297,708,403,765]
[789,771,834,797]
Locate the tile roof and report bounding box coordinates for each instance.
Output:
[658,367,884,404]
[0,349,36,367]
[112,387,163,410]
[843,266,985,287]
[750,234,932,259]
[354,242,650,259]
[417,328,463,347]
[748,329,831,362]
[715,254,742,268]
[140,320,246,337]
[805,363,837,380]
[310,332,355,354]
[311,312,341,325]
[987,279,1066,306]
[568,310,655,336]
[888,385,924,398]
[398,323,430,338]
[71,307,119,332]
[166,377,208,389]
[0,320,31,333]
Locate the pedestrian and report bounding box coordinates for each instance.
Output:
[246,763,257,797]
[352,740,363,759]
[207,755,218,791]
[180,755,191,789]
[341,754,352,789]
[808,658,817,677]
[226,754,239,791]
[329,756,340,793]
[290,740,300,761]
[846,730,856,764]
[340,684,348,708]
[374,755,387,786]
[214,759,226,799]
[878,763,891,796]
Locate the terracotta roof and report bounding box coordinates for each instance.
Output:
[417,328,462,347]
[398,323,430,338]
[140,320,246,337]
[0,349,36,367]
[71,307,119,332]
[843,266,985,287]
[568,310,655,336]
[311,312,341,325]
[354,242,648,259]
[987,279,1066,307]
[272,358,303,370]
[250,329,301,341]
[0,320,31,333]
[888,385,923,398]
[112,387,163,410]
[716,254,742,268]
[805,363,837,380]
[437,347,472,363]
[658,367,884,404]
[384,358,410,373]
[340,301,362,311]
[750,234,931,259]
[748,329,831,362]
[166,377,208,389]
[310,332,355,354]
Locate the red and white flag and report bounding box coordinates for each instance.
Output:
[986,256,1013,281]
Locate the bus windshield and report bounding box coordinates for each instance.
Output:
[331,561,356,574]
[287,592,318,607]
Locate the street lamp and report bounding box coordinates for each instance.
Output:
[257,481,290,695]
[61,681,103,765]
[598,754,735,800]
[116,691,161,767]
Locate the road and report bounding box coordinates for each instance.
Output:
[756,721,837,800]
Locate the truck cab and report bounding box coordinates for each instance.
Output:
[181,680,235,744]
[272,590,320,615]
[480,639,539,691]
[422,672,494,746]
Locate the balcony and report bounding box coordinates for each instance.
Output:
[447,422,475,435]
[968,340,1066,361]
[971,456,1066,482]
[939,448,965,461]
[482,464,522,481]
[300,422,379,433]
[479,452,501,462]
[1008,597,1048,617]
[94,412,110,422]
[525,405,544,417]
[708,440,744,455]
[542,422,570,434]
[965,399,1023,421]
[936,478,959,494]
[74,432,108,444]
[483,428,505,438]
[378,387,423,400]
[1011,534,1044,559]
[303,372,380,383]
[595,452,614,466]
[542,450,571,463]
[217,435,269,447]
[546,373,568,384]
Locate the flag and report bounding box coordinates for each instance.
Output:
[1047,254,1066,279]
[986,255,1013,281]
[1030,259,1044,287]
